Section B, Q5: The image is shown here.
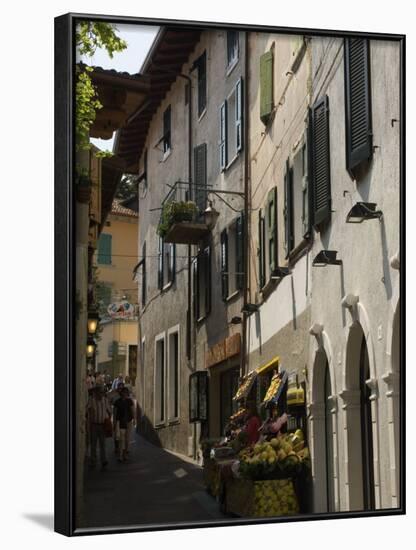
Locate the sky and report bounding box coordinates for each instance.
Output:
[78,23,159,152]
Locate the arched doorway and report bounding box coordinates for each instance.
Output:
[310,348,336,513]
[344,323,376,511]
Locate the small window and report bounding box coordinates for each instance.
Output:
[97,233,112,265]
[154,336,166,425]
[168,329,180,422]
[189,371,208,423]
[163,106,171,154]
[227,31,239,68]
[195,51,207,117]
[221,214,244,298]
[158,237,175,290]
[220,78,243,171]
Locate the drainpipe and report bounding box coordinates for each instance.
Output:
[242,31,250,377]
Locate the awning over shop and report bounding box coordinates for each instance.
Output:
[256,355,280,376]
[232,370,257,402]
[262,370,288,406]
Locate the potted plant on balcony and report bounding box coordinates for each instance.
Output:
[157,200,198,237]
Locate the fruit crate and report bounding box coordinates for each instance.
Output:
[225,477,299,518]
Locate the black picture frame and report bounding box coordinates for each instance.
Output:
[55,12,405,536]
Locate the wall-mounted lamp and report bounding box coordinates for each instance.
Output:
[86,337,96,359]
[87,310,100,335]
[270,267,290,280]
[229,316,243,325]
[312,250,342,267]
[241,303,259,315]
[346,202,383,223]
[341,294,359,309]
[203,201,220,230]
[390,251,400,271]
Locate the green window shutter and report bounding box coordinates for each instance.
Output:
[344,39,372,175]
[258,209,266,288]
[194,143,207,213]
[205,246,212,315]
[283,160,294,258]
[220,229,229,300]
[158,237,164,289]
[260,50,274,125]
[235,78,243,153]
[312,95,331,227]
[220,102,227,171]
[97,233,112,265]
[267,187,278,272]
[236,212,244,290]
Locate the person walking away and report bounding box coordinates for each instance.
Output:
[113,387,135,462]
[87,386,111,470]
[111,373,124,391]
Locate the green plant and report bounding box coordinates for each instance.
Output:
[157,201,198,237]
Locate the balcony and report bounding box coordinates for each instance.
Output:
[157,181,212,245]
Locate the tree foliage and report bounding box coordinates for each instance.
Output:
[116,174,138,200]
[75,22,127,153]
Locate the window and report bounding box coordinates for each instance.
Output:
[195,51,207,117]
[154,335,166,425]
[194,143,207,214]
[189,371,208,422]
[344,38,372,176]
[260,49,274,125]
[193,246,211,321]
[267,187,278,269]
[167,328,180,422]
[258,209,266,289]
[219,78,243,171]
[97,233,112,265]
[312,95,331,227]
[227,31,239,69]
[158,237,175,290]
[163,106,171,154]
[141,241,147,306]
[221,213,244,299]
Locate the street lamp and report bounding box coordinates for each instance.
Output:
[87,310,100,335]
[346,202,383,223]
[203,201,220,230]
[86,337,96,359]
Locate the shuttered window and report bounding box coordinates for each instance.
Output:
[284,160,294,258]
[158,237,164,289]
[196,51,207,117]
[97,233,112,265]
[220,230,229,300]
[303,114,313,238]
[158,238,175,290]
[141,241,147,306]
[236,78,243,153]
[163,106,171,154]
[235,212,244,290]
[194,246,211,320]
[267,187,278,271]
[344,38,372,174]
[258,209,266,289]
[194,143,207,214]
[220,102,227,171]
[312,95,331,227]
[260,50,274,125]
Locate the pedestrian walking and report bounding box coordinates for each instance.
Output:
[113,387,135,462]
[111,373,124,391]
[87,385,111,470]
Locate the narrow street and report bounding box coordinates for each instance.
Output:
[81,433,226,528]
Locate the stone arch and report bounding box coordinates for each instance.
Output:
[341,303,381,510]
[309,331,340,513]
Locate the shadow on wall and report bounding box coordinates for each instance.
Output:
[135,404,162,448]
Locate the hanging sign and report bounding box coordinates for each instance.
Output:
[107,300,136,319]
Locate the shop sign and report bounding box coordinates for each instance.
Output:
[107,300,136,319]
[205,333,241,368]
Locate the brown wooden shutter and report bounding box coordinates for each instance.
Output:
[260,50,274,125]
[344,38,372,174]
[312,95,331,227]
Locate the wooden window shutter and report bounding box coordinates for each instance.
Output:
[235,78,243,153]
[98,233,112,265]
[344,38,372,174]
[302,111,313,238]
[205,246,212,315]
[236,212,244,290]
[220,102,228,171]
[283,160,294,258]
[267,187,278,271]
[220,230,229,300]
[258,209,266,288]
[194,144,207,213]
[193,258,199,319]
[312,95,331,227]
[197,51,207,117]
[158,237,164,289]
[260,50,274,125]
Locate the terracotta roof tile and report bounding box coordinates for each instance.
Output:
[111,198,138,218]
